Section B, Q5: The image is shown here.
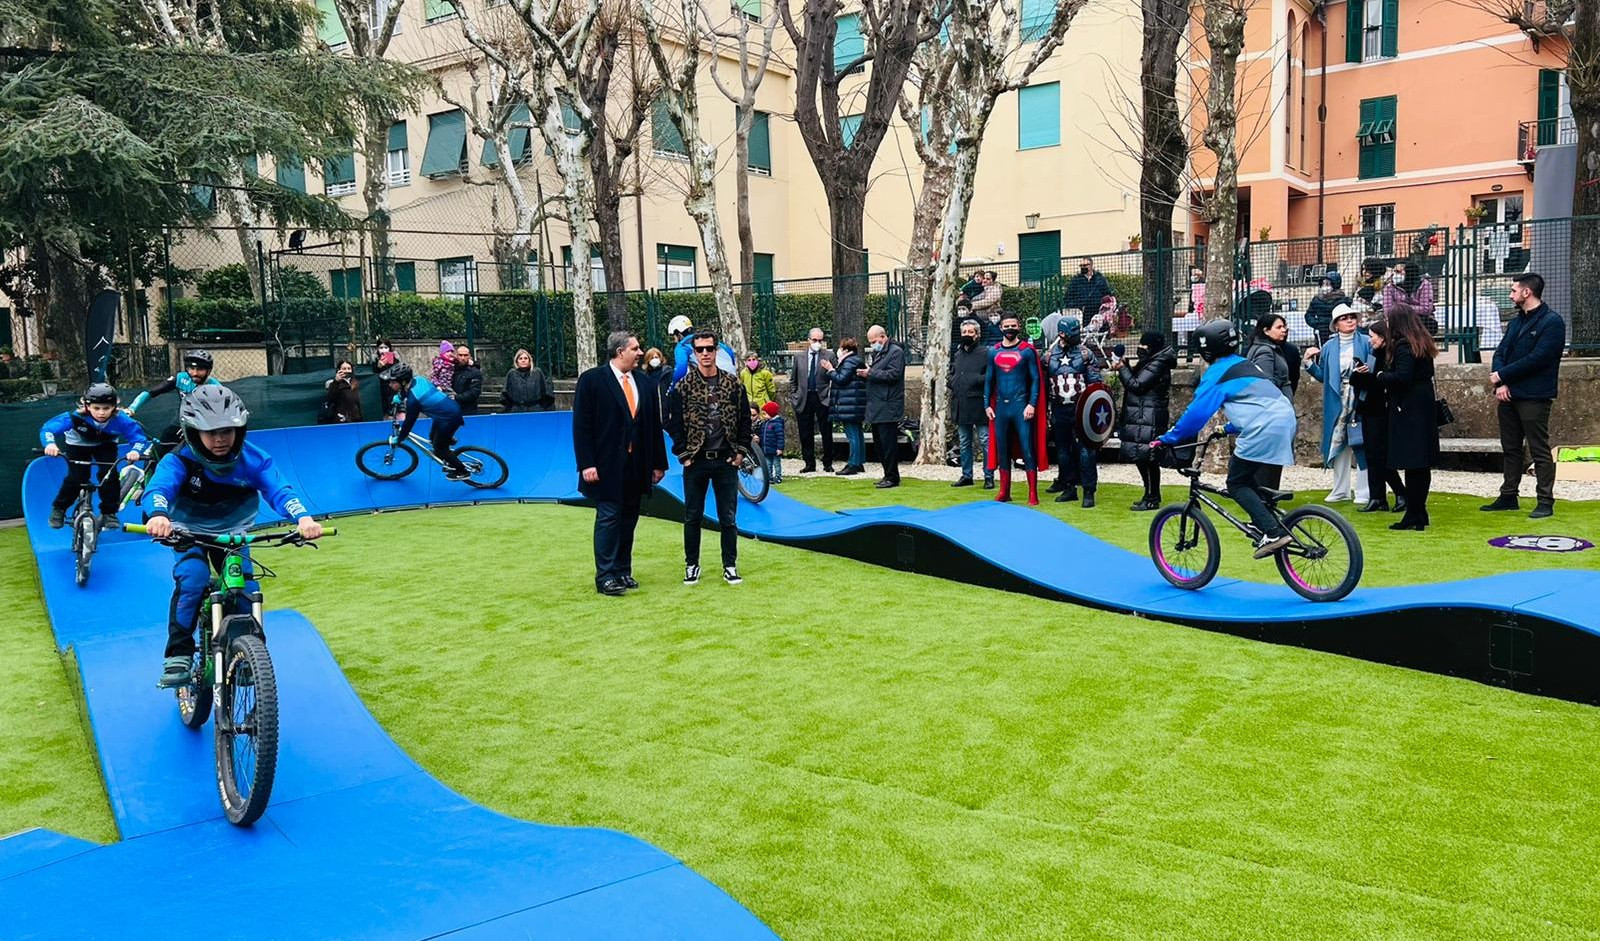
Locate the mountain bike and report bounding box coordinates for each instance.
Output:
[37,452,132,588]
[124,523,335,826]
[735,443,770,503]
[355,418,509,489]
[1149,429,1363,602]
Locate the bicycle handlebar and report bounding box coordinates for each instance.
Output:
[121,523,337,548]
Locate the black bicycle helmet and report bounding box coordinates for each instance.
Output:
[180,384,250,471]
[1193,318,1240,362]
[82,382,119,406]
[183,349,214,370]
[379,362,414,386]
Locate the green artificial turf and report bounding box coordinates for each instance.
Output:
[775,474,1600,587]
[0,527,117,844]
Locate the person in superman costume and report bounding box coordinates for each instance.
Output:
[984,313,1052,505]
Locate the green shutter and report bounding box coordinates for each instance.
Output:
[652,96,686,155]
[1357,96,1396,179]
[748,111,771,172]
[840,114,863,149]
[189,179,216,216]
[387,121,408,151]
[1020,0,1053,42]
[424,0,454,22]
[1380,0,1398,57]
[1377,96,1396,177]
[1017,83,1061,150]
[1346,0,1363,63]
[324,152,355,185]
[482,103,531,167]
[275,156,305,193]
[1018,231,1060,284]
[331,267,362,301]
[834,14,863,73]
[737,0,760,17]
[242,154,258,177]
[753,252,774,285]
[420,109,467,176]
[1538,69,1561,146]
[394,261,417,294]
[659,244,696,265]
[315,0,348,47]
[562,98,581,131]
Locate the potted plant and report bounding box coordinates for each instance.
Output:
[1340,214,1355,235]
[1464,205,1489,225]
[1128,233,1142,250]
[1257,225,1272,242]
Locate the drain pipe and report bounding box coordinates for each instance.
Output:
[1316,1,1330,262]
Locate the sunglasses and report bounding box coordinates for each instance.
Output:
[693,345,716,353]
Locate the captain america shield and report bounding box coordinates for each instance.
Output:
[1075,382,1117,449]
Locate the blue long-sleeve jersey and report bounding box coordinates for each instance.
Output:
[144,441,308,534]
[395,376,461,438]
[40,409,151,452]
[128,370,221,414]
[1160,354,1296,465]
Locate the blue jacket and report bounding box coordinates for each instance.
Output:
[40,409,151,452]
[396,376,461,439]
[828,352,867,424]
[758,415,786,455]
[1492,303,1565,401]
[1306,331,1374,462]
[1161,354,1297,465]
[144,441,308,534]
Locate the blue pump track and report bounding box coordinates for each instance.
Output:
[7,414,1600,938]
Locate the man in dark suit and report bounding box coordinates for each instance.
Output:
[859,324,906,489]
[573,331,668,596]
[789,326,837,474]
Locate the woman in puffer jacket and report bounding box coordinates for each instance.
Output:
[828,338,867,475]
[1117,331,1177,510]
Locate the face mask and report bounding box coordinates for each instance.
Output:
[1001,328,1020,340]
[870,342,884,353]
[1079,266,1090,275]
[1318,284,1332,297]
[810,341,824,352]
[647,357,661,368]
[960,336,977,349]
[746,360,760,370]
[989,314,1000,324]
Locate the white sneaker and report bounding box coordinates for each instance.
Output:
[722,566,742,585]
[1324,492,1350,503]
[683,564,701,586]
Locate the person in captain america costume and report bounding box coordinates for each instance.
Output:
[983,313,1052,505]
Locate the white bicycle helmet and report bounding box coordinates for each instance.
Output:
[667,315,693,337]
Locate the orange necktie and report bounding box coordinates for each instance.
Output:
[623,374,636,417]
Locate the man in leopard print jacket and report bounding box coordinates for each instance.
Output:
[664,330,753,586]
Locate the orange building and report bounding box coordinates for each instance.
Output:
[1186,0,1572,252]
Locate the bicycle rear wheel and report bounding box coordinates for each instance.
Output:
[73,511,96,588]
[737,449,770,504]
[1275,505,1363,602]
[355,441,420,480]
[216,628,278,826]
[455,446,509,489]
[1148,504,1220,590]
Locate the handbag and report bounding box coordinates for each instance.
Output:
[1434,397,1455,427]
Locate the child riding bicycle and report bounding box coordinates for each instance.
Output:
[379,362,470,479]
[1150,319,1298,559]
[142,385,322,688]
[40,383,151,531]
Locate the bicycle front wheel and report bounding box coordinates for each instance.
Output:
[355,441,419,480]
[455,446,509,490]
[216,631,278,826]
[1148,504,1220,591]
[1275,505,1363,602]
[737,450,770,504]
[74,512,96,588]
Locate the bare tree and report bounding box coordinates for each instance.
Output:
[1137,0,1189,329]
[638,0,747,352]
[330,0,408,290]
[781,0,931,341]
[704,0,781,338]
[895,12,957,356]
[911,0,1085,466]
[1196,0,1247,323]
[449,3,541,259]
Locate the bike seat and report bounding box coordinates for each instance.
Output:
[1261,488,1294,504]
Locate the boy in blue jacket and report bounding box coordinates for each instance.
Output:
[40,383,151,530]
[380,362,469,478]
[1151,319,1298,559]
[143,385,321,687]
[757,401,786,483]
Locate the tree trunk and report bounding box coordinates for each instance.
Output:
[1570,0,1599,348]
[44,240,92,383]
[734,109,756,343]
[914,144,982,465]
[1200,0,1247,322]
[1140,0,1187,333]
[826,179,869,343]
[591,170,630,329]
[903,159,954,357]
[363,113,395,293]
[684,139,746,354]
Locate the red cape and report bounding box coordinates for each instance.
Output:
[984,340,1052,472]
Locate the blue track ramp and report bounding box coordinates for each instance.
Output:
[5,440,776,940]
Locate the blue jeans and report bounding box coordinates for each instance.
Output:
[842,423,865,467]
[956,423,991,482]
[764,448,783,482]
[167,544,258,658]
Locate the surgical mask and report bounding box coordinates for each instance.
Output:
[648,357,661,368]
[960,336,977,349]
[1318,283,1333,296]
[1395,271,1407,285]
[809,341,824,352]
[870,342,884,353]
[988,314,1000,323]
[1001,328,1020,340]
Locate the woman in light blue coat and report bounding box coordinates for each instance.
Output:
[1302,304,1373,504]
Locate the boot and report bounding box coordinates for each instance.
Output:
[1081,489,1096,509]
[1046,478,1064,493]
[1025,470,1039,506]
[995,470,1012,503]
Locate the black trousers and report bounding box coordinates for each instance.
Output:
[871,422,901,482]
[1136,457,1162,500]
[1226,454,1287,537]
[796,393,834,469]
[1361,412,1405,504]
[682,459,739,568]
[53,442,122,511]
[1498,398,1555,504]
[593,470,643,584]
[430,415,467,473]
[1402,468,1432,524]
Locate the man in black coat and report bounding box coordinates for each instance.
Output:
[450,345,484,415]
[1062,256,1111,317]
[573,331,668,595]
[860,325,906,488]
[789,326,837,473]
[1484,272,1566,518]
[948,318,992,488]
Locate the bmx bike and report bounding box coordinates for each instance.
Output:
[38,451,141,588]
[1148,429,1364,602]
[735,444,770,503]
[355,419,509,489]
[124,523,335,826]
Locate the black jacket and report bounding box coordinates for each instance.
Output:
[1351,337,1438,470]
[452,362,483,415]
[1247,338,1292,398]
[322,377,363,423]
[1118,346,1176,458]
[948,342,991,426]
[502,366,553,412]
[1304,291,1348,342]
[572,366,668,503]
[1063,271,1111,315]
[1492,303,1565,401]
[863,341,906,425]
[829,352,866,423]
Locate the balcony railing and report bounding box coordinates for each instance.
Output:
[1518,116,1578,164]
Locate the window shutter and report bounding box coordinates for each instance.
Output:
[394,262,417,294]
[423,0,454,21]
[275,156,305,193]
[1020,0,1053,42]
[1378,96,1396,177]
[840,114,863,149]
[834,14,864,74]
[659,244,697,265]
[753,253,774,286]
[324,152,355,185]
[653,96,686,155]
[1017,83,1061,150]
[1380,0,1398,57]
[748,111,772,172]
[1346,0,1363,63]
[419,110,467,177]
[483,103,531,167]
[315,0,348,47]
[387,121,408,152]
[1537,69,1561,146]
